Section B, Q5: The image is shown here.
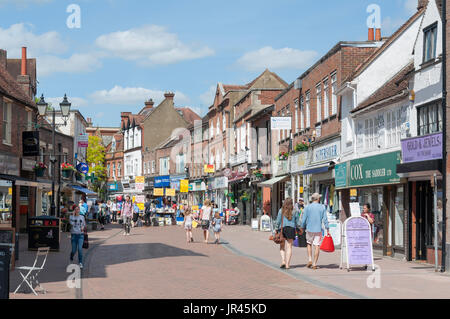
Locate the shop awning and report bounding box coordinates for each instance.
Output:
[302,165,330,175]
[257,175,289,188]
[228,172,248,183]
[0,174,52,188]
[396,159,442,179]
[68,185,97,196]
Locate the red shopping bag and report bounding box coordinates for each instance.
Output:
[320,234,335,253]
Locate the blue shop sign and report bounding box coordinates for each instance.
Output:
[170,174,187,191]
[155,175,170,188]
[76,162,89,174]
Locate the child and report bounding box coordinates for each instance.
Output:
[211,211,223,244]
[183,207,194,243]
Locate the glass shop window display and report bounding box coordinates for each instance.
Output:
[358,187,384,246]
[0,180,13,226]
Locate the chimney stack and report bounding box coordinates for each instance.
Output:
[144,98,154,109]
[164,92,175,100]
[417,0,429,10]
[368,28,375,41]
[21,47,27,76]
[375,28,381,41]
[0,49,6,69]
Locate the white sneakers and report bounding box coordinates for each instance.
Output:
[79,263,84,269]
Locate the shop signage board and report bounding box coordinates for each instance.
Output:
[154,176,170,188]
[21,159,36,172]
[76,163,89,174]
[154,188,164,196]
[401,132,443,163]
[204,165,215,173]
[290,152,307,173]
[213,176,228,189]
[340,217,374,271]
[348,151,401,187]
[22,131,40,157]
[180,180,189,193]
[335,163,347,188]
[134,195,145,203]
[313,140,340,164]
[349,203,361,217]
[165,189,176,196]
[271,117,292,130]
[135,176,145,191]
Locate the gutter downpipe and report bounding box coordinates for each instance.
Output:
[442,0,447,273]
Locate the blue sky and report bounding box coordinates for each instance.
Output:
[0,0,419,127]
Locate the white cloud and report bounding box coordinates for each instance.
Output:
[89,85,190,106]
[199,85,216,106]
[95,25,214,66]
[37,53,103,77]
[46,96,89,108]
[237,46,318,71]
[404,0,418,15]
[0,23,67,57]
[0,0,52,7]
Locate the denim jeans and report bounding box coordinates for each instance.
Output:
[123,216,131,234]
[71,233,84,264]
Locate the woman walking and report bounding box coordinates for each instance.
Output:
[111,199,118,223]
[183,206,194,243]
[121,196,133,235]
[275,197,300,270]
[200,199,213,243]
[211,211,223,244]
[69,207,86,269]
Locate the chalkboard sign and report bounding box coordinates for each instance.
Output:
[0,228,15,270]
[0,247,11,299]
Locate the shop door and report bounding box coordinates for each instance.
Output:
[415,182,431,260]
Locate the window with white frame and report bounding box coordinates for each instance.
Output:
[27,111,32,131]
[331,73,337,115]
[423,22,438,63]
[364,118,376,150]
[160,157,169,175]
[216,119,220,136]
[323,79,329,119]
[222,112,226,132]
[113,163,116,177]
[300,97,304,130]
[151,161,155,174]
[386,109,402,146]
[241,125,245,151]
[306,92,311,128]
[2,100,11,144]
[418,102,442,136]
[294,99,299,133]
[118,162,121,177]
[316,84,322,122]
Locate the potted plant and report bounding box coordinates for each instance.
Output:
[34,162,47,177]
[240,191,250,201]
[252,168,263,178]
[295,140,310,152]
[277,151,290,161]
[61,163,76,179]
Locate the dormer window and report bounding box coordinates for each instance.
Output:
[423,22,437,63]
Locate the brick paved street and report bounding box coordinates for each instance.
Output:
[9,223,450,299]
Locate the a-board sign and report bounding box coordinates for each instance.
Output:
[0,228,15,271]
[0,247,11,299]
[349,203,361,217]
[341,217,374,271]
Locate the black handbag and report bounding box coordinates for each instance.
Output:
[82,233,89,249]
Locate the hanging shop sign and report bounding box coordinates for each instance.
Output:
[77,134,89,148]
[22,159,36,172]
[154,188,164,196]
[312,140,340,164]
[108,183,118,191]
[334,163,347,188]
[401,132,443,164]
[271,117,292,130]
[348,151,401,187]
[170,175,187,191]
[135,176,145,191]
[165,188,176,197]
[22,131,40,157]
[154,175,170,188]
[212,176,228,189]
[180,180,189,193]
[204,165,215,173]
[76,163,89,174]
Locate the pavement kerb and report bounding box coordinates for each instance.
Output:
[217,229,370,300]
[77,227,124,299]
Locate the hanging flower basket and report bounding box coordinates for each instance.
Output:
[33,162,47,177]
[277,152,290,161]
[61,163,76,179]
[295,141,310,152]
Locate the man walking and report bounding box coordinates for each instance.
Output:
[121,195,133,236]
[299,193,329,270]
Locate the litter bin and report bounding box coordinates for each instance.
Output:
[0,246,11,299]
[28,216,60,251]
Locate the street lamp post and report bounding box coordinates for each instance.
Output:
[36,94,71,217]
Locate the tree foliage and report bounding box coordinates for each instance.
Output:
[86,135,107,191]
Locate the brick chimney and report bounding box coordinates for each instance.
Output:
[16,47,32,99]
[417,0,429,10]
[164,92,175,100]
[0,49,6,69]
[144,98,154,109]
[368,28,375,41]
[375,28,381,41]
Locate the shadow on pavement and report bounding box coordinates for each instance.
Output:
[86,243,208,279]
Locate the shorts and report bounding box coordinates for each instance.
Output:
[306,231,323,246]
[282,226,296,240]
[185,223,192,230]
[201,220,210,230]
